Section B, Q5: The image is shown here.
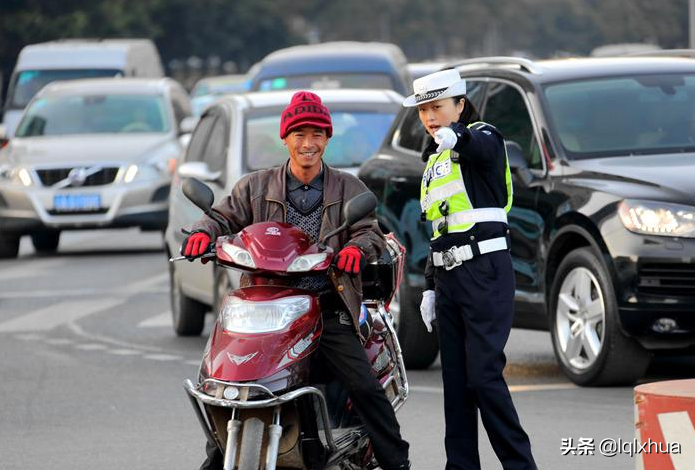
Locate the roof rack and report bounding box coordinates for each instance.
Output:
[445,56,540,74]
[623,49,695,59]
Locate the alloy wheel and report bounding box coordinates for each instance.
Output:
[555,266,606,370]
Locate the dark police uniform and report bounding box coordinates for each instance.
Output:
[421,119,537,470]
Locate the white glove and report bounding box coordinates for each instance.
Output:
[420,290,436,333]
[434,127,457,153]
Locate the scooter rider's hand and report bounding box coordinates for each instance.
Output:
[434,126,458,153]
[181,231,211,261]
[420,290,436,333]
[336,246,366,274]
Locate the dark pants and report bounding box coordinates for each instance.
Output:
[434,250,536,470]
[200,311,409,470]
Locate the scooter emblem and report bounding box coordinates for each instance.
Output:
[226,351,258,365]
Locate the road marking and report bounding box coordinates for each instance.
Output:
[14,333,45,341]
[46,338,74,346]
[657,411,695,470]
[0,287,167,299]
[68,322,171,353]
[123,272,169,293]
[0,298,125,332]
[185,360,201,366]
[143,353,183,361]
[138,311,172,328]
[0,258,68,282]
[74,343,108,351]
[409,382,577,395]
[107,349,142,356]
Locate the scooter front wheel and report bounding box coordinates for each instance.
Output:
[238,417,264,470]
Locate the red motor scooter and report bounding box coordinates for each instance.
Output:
[171,178,408,470]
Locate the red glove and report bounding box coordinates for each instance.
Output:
[182,232,211,259]
[336,246,365,274]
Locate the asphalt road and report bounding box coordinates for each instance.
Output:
[1,229,692,470]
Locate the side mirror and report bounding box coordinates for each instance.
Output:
[319,191,378,247]
[343,191,378,226]
[182,177,214,213]
[505,140,535,186]
[179,116,198,135]
[505,140,527,170]
[178,161,222,182]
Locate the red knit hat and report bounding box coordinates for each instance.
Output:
[279,91,333,139]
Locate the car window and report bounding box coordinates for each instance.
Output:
[396,79,486,154]
[483,82,542,169]
[184,113,216,163]
[7,69,122,109]
[544,73,695,158]
[201,115,228,175]
[245,106,397,171]
[256,73,393,92]
[15,94,170,136]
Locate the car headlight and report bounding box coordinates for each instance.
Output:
[121,150,176,183]
[221,295,312,333]
[618,200,695,238]
[221,243,256,268]
[287,253,328,272]
[0,165,33,186]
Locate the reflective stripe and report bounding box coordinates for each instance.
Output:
[421,178,467,212]
[432,207,508,232]
[432,236,508,268]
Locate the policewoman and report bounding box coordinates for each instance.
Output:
[405,69,537,470]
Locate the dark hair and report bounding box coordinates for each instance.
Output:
[452,95,481,125]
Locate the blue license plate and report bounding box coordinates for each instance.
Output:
[53,194,101,212]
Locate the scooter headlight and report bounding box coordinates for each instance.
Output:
[287,253,328,272]
[221,243,256,268]
[221,295,311,333]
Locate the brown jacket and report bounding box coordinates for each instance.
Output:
[191,160,385,334]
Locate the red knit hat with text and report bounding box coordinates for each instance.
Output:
[279,91,333,139]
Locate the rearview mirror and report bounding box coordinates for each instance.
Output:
[343,192,378,226]
[179,116,198,135]
[319,191,378,247]
[182,177,214,214]
[178,161,222,182]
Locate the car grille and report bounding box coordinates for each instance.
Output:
[638,263,695,296]
[36,167,120,187]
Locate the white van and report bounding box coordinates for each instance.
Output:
[1,39,164,137]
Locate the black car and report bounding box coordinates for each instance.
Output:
[359,54,695,385]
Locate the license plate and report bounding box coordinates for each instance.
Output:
[53,194,101,212]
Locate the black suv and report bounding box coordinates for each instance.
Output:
[359,54,695,385]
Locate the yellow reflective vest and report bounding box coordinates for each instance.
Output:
[420,122,513,240]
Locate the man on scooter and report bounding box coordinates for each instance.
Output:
[181,90,411,470]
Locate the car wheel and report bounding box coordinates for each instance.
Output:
[31,231,60,254]
[169,260,207,336]
[0,233,20,259]
[549,247,650,386]
[390,267,439,369]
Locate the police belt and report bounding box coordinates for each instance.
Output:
[432,236,508,271]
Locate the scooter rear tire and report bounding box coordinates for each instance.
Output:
[238,417,264,470]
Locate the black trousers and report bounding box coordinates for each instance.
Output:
[434,250,536,470]
[200,312,409,470]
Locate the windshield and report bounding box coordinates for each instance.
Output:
[7,69,122,109]
[245,105,397,170]
[15,94,171,137]
[256,73,393,91]
[544,73,695,158]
